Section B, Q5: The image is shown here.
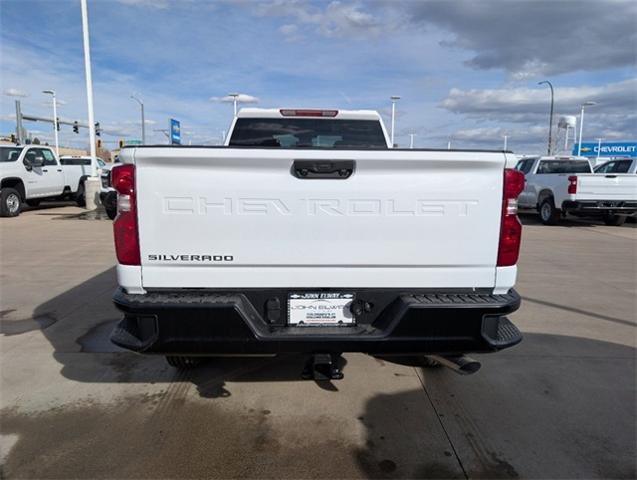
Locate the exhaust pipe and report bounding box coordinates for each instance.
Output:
[426,355,481,375]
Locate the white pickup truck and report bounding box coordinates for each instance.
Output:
[109,108,525,377]
[515,156,637,226]
[0,146,105,217]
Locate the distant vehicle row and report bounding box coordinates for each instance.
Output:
[515,156,637,226]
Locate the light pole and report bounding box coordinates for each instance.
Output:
[577,101,597,156]
[503,134,508,151]
[130,95,146,144]
[538,80,554,155]
[42,90,59,156]
[596,137,603,163]
[80,0,97,178]
[390,95,400,147]
[228,93,239,117]
[409,133,415,149]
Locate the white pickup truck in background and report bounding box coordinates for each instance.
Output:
[0,146,108,217]
[109,108,525,378]
[515,156,637,225]
[1,146,89,216]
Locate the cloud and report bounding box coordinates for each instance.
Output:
[405,0,637,78]
[279,24,298,36]
[440,78,637,119]
[435,79,637,152]
[258,0,382,38]
[115,0,170,9]
[4,88,28,97]
[210,93,260,104]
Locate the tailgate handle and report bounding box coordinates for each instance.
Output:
[292,160,355,179]
[605,175,617,178]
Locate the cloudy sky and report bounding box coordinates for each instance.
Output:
[1,0,635,153]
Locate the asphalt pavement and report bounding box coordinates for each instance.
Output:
[1,205,635,479]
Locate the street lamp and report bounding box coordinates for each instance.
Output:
[538,80,554,155]
[577,101,597,156]
[390,95,400,147]
[130,95,146,144]
[228,93,239,117]
[42,90,59,156]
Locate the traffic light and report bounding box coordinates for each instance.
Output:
[73,121,79,134]
[95,122,101,137]
[96,139,102,149]
[118,139,125,149]
[56,117,60,131]
[10,134,16,144]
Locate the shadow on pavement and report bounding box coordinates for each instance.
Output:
[2,268,635,478]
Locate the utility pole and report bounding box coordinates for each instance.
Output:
[390,95,400,147]
[130,95,146,144]
[42,90,59,157]
[538,80,554,155]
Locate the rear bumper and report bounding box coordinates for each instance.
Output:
[562,200,637,216]
[111,288,522,355]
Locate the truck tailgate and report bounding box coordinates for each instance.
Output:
[575,174,637,200]
[131,148,505,289]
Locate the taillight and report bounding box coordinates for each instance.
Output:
[568,175,578,194]
[497,169,525,267]
[111,164,140,265]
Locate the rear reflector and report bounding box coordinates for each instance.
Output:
[497,169,525,267]
[111,164,140,266]
[279,109,338,117]
[568,175,578,194]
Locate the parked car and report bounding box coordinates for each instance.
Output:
[109,108,525,377]
[594,158,637,174]
[1,145,88,217]
[515,156,637,225]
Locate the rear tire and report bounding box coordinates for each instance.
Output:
[105,206,117,220]
[75,182,86,207]
[26,199,41,207]
[1,188,22,217]
[421,356,442,368]
[603,214,627,226]
[165,356,202,370]
[539,197,560,225]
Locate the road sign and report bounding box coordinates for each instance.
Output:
[574,142,637,158]
[170,118,181,145]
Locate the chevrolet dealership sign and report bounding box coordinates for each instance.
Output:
[574,142,637,158]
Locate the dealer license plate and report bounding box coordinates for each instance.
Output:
[288,292,355,326]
